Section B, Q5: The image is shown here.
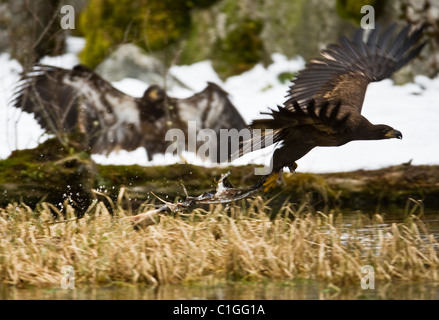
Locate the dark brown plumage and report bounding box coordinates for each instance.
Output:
[246,23,426,180]
[13,64,247,161]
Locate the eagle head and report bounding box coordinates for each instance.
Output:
[143,85,165,104]
[379,125,403,140]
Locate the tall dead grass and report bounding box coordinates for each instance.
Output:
[0,197,438,287]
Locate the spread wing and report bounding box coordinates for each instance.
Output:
[13,64,143,154]
[286,23,426,113]
[167,82,247,163]
[172,82,246,132]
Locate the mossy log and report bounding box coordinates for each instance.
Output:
[1,139,439,212]
[282,165,439,210]
[0,139,96,214]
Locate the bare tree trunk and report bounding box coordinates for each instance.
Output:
[1,0,66,70]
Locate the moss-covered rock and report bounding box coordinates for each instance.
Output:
[336,0,386,23]
[180,0,353,77]
[78,0,220,68]
[211,18,265,79]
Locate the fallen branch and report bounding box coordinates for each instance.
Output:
[124,171,264,228]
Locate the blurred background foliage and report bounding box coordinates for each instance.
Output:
[0,0,438,80]
[78,0,221,68]
[336,0,385,22]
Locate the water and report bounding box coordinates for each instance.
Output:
[342,209,439,244]
[2,281,439,300]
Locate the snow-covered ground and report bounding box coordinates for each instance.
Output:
[1,37,438,173]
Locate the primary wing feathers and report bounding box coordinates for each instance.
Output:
[14,65,80,132]
[173,82,246,132]
[285,23,426,113]
[14,64,143,155]
[171,82,247,162]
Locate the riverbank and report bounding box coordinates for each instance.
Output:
[1,138,439,212]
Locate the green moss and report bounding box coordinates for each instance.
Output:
[79,29,114,70]
[179,9,212,64]
[181,0,308,76]
[78,0,220,68]
[0,138,95,213]
[186,0,220,9]
[79,0,145,68]
[277,71,297,84]
[0,138,69,179]
[212,18,265,79]
[336,0,386,24]
[143,1,193,50]
[282,172,336,204]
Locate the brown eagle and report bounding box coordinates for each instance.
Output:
[13,64,246,161]
[244,23,426,188]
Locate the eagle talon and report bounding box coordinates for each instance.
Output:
[263,174,277,192]
[263,170,284,192]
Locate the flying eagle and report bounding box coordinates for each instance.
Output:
[244,23,426,188]
[13,64,246,161]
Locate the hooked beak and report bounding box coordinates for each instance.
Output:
[386,129,403,140]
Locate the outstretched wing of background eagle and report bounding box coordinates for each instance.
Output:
[13,64,247,161]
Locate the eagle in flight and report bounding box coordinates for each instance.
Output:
[243,23,426,189]
[13,64,246,161]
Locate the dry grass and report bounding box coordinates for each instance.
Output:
[0,197,438,287]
